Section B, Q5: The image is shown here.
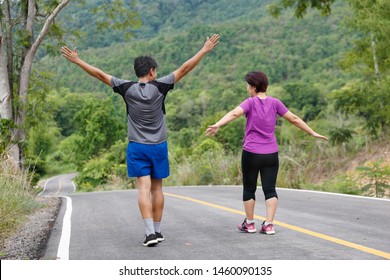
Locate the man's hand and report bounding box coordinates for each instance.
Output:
[173,33,220,83]
[201,34,220,53]
[61,46,79,64]
[60,46,112,86]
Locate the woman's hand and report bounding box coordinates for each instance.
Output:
[312,132,329,141]
[205,125,220,137]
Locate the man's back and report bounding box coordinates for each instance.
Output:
[111,73,175,144]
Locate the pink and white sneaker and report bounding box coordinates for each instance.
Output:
[237,218,256,233]
[259,221,276,235]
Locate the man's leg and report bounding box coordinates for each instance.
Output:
[151,178,164,242]
[151,178,164,223]
[137,175,153,219]
[137,175,159,246]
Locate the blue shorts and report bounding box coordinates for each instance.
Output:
[126,141,170,179]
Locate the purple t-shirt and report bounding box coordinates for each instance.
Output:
[240,96,289,154]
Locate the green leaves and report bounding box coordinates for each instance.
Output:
[55,0,141,49]
[330,79,390,135]
[0,118,15,154]
[329,127,355,146]
[268,0,335,18]
[280,82,326,121]
[67,95,124,163]
[357,161,390,198]
[93,0,141,33]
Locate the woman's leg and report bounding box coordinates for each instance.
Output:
[265,197,278,223]
[244,199,256,220]
[241,150,260,220]
[259,152,279,223]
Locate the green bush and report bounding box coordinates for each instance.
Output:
[357,161,390,198]
[75,157,112,191]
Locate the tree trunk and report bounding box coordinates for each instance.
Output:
[4,0,72,167]
[0,2,19,166]
[1,34,19,166]
[0,35,12,119]
[4,0,13,96]
[370,32,387,134]
[0,4,12,120]
[370,32,380,88]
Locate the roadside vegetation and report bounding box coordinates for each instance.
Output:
[0,157,40,247]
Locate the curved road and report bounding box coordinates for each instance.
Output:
[39,174,390,260]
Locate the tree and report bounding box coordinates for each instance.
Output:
[344,0,390,79]
[267,0,335,18]
[1,0,72,167]
[357,161,390,198]
[330,81,389,136]
[0,0,140,169]
[329,127,355,156]
[280,82,326,121]
[334,0,390,135]
[270,0,390,135]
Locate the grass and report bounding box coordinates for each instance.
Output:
[164,137,389,199]
[166,150,242,186]
[0,158,40,246]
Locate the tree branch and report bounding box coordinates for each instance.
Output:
[30,0,71,57]
[25,0,36,43]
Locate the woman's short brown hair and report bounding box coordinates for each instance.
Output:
[245,71,268,93]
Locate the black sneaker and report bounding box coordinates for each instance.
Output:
[155,232,164,242]
[143,234,158,247]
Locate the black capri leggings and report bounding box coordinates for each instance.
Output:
[241,150,279,201]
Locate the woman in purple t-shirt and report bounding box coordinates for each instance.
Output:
[206,71,328,235]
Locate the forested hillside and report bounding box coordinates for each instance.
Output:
[29,0,389,197]
[58,0,275,48]
[52,0,355,93]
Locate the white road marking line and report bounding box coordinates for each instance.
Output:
[57,196,72,260]
[71,181,77,192]
[38,177,52,196]
[278,187,390,201]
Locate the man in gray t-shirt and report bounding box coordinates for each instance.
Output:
[111,73,175,144]
[61,34,219,246]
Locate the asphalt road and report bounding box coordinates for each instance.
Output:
[40,174,390,260]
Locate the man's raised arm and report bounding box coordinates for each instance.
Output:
[173,34,219,83]
[61,46,112,86]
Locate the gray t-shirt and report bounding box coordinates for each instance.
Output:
[111,73,175,144]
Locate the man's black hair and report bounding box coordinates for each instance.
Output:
[134,56,158,77]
